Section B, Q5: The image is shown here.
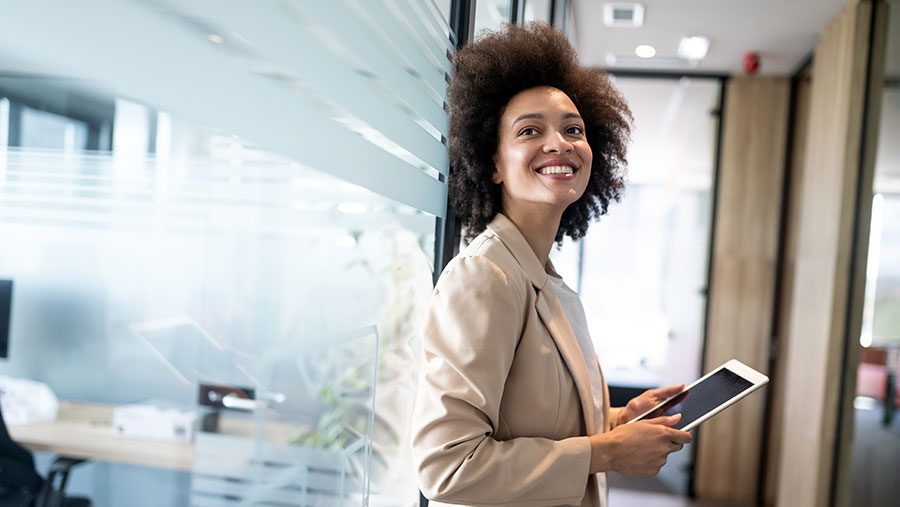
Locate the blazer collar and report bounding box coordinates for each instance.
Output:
[485,213,549,291]
[485,213,596,433]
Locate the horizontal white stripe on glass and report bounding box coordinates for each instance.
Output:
[168,0,449,176]
[0,149,436,235]
[0,1,448,217]
[408,0,457,56]
[370,0,455,80]
[297,0,450,137]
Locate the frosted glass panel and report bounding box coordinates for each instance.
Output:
[0,0,451,216]
[0,143,435,505]
[0,0,452,504]
[190,327,380,506]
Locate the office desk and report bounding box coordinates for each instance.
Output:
[9,401,304,473]
[8,401,194,471]
[10,401,364,503]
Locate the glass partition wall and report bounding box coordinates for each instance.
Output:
[0,1,452,505]
[549,75,722,496]
[851,1,900,505]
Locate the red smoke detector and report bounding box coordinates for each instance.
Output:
[743,52,760,74]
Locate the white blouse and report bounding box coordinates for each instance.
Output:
[547,271,609,507]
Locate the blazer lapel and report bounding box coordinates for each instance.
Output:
[597,358,611,432]
[535,287,596,433]
[486,214,596,433]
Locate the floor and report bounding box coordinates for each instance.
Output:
[850,400,900,507]
[609,489,737,506]
[608,472,739,507]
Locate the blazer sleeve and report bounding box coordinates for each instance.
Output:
[411,255,592,506]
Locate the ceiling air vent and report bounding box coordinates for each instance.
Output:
[603,3,644,28]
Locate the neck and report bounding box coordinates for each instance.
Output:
[500,205,563,268]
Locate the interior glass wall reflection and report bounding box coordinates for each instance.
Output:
[0,104,435,507]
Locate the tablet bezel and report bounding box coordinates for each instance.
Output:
[626,359,769,431]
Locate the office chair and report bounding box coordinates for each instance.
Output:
[0,401,90,507]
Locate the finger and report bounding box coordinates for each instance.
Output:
[668,429,693,444]
[644,413,681,426]
[660,383,686,394]
[669,443,684,453]
[640,384,684,405]
[652,384,686,399]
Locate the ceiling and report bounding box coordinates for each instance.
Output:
[573,0,850,75]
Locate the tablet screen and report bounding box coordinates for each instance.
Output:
[635,368,754,430]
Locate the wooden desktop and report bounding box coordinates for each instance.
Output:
[9,401,194,471]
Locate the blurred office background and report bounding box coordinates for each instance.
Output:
[0,1,897,506]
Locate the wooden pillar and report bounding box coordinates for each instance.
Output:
[762,66,813,506]
[694,76,790,503]
[774,1,888,506]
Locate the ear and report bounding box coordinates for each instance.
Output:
[491,154,502,184]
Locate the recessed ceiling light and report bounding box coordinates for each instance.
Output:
[635,45,656,58]
[678,36,710,61]
[208,34,224,44]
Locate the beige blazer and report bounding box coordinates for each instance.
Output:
[412,213,611,507]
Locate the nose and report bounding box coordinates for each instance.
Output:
[543,131,573,154]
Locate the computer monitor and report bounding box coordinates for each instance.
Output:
[0,279,11,358]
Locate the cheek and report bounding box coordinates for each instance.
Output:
[579,145,593,178]
[581,144,593,166]
[497,144,532,178]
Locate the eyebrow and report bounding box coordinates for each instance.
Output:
[513,112,582,124]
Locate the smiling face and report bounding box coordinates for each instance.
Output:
[492,86,592,219]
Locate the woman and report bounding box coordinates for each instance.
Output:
[411,24,692,506]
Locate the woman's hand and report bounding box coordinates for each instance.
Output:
[616,384,686,426]
[589,414,692,476]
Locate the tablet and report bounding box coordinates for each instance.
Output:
[626,359,769,431]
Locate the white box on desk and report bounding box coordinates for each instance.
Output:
[113,404,196,443]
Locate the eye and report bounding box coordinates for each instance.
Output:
[517,127,539,137]
[566,125,584,136]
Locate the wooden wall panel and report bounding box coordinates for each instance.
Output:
[694,76,790,503]
[763,70,812,506]
[774,1,887,506]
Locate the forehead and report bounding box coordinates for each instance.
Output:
[501,86,580,122]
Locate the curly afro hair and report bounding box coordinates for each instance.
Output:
[448,23,631,242]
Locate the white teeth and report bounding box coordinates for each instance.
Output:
[538,165,574,175]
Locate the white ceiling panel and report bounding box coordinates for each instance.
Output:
[574,0,850,75]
